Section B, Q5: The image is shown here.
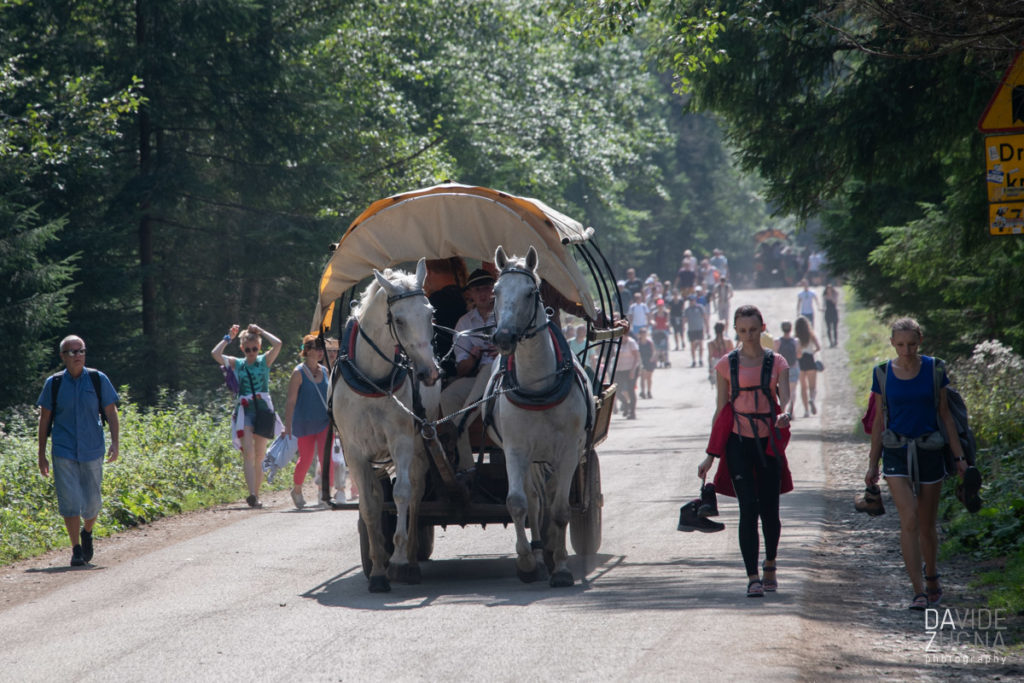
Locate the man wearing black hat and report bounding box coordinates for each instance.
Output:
[439,268,498,471]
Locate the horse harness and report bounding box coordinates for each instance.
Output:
[336,318,408,398]
[482,321,594,445]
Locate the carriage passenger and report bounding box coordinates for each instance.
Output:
[438,269,498,472]
[568,324,589,366]
[423,257,469,382]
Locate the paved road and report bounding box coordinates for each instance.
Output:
[0,286,827,681]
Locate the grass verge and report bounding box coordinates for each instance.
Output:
[0,391,294,566]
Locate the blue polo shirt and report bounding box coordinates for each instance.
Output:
[37,369,119,462]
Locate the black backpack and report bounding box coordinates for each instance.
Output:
[728,348,776,406]
[727,349,781,459]
[47,369,108,436]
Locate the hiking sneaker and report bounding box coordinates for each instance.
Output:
[697,483,719,518]
[291,488,306,509]
[677,499,725,533]
[854,485,885,516]
[81,529,94,563]
[957,466,983,514]
[70,545,85,567]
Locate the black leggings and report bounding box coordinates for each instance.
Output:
[725,433,782,576]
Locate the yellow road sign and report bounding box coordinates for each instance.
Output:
[979,51,1024,132]
[984,133,1024,202]
[988,201,1024,235]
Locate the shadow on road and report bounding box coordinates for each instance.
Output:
[23,565,104,574]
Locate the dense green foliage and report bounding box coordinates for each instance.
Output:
[0,392,294,565]
[587,0,1024,358]
[1,0,786,409]
[0,206,76,397]
[941,345,1024,590]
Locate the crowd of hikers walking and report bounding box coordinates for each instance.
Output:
[34,241,980,614]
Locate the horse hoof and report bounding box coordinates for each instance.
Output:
[368,575,391,593]
[397,563,421,584]
[549,569,574,588]
[517,566,543,583]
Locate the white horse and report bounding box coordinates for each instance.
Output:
[487,246,594,587]
[331,259,440,593]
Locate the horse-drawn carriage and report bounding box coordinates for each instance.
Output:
[311,183,625,591]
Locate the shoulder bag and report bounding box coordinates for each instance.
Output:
[244,365,276,439]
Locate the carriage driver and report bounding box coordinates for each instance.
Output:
[439,268,498,472]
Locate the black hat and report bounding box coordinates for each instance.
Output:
[464,268,496,290]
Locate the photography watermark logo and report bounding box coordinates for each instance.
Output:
[924,608,1010,665]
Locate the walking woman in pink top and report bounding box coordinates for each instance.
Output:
[699,305,791,597]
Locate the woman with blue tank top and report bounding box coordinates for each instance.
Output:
[283,334,332,509]
[865,318,967,611]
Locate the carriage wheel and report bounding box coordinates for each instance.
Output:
[357,512,397,578]
[416,523,435,562]
[569,450,602,556]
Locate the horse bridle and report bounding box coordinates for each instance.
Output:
[353,286,428,373]
[496,266,549,342]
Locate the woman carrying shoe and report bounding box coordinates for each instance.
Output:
[212,323,283,508]
[865,318,967,611]
[699,305,791,598]
[283,335,332,509]
[794,316,821,417]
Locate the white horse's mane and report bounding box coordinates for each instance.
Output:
[352,267,420,317]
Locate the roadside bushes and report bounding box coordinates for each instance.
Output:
[950,340,1024,446]
[941,341,1024,610]
[0,391,291,565]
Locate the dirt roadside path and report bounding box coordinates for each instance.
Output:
[796,306,1022,680]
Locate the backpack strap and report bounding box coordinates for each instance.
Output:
[932,357,945,413]
[89,370,108,426]
[760,348,775,404]
[874,361,890,428]
[47,372,63,436]
[728,349,740,403]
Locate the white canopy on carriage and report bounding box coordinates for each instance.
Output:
[312,183,599,332]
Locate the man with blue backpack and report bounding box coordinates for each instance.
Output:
[36,335,120,567]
